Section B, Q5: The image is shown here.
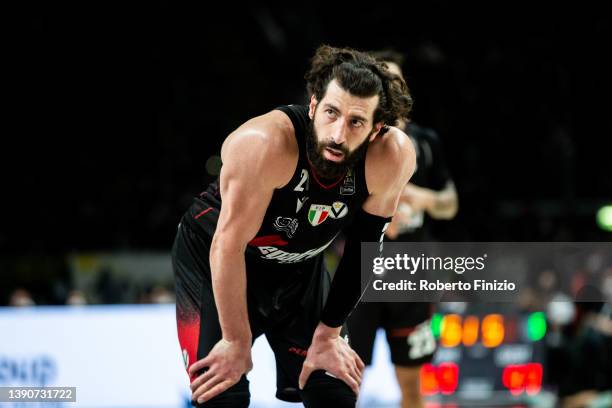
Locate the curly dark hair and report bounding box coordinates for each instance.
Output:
[370,48,405,68]
[304,45,413,126]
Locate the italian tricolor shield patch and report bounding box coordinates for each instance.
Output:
[308,204,331,226]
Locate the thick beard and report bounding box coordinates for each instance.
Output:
[305,120,370,179]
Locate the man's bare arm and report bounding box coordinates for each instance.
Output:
[189,111,296,403]
[300,127,416,394]
[211,112,296,343]
[363,127,417,217]
[428,180,458,219]
[401,180,458,219]
[316,126,415,336]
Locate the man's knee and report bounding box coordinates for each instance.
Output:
[192,376,250,408]
[301,371,356,408]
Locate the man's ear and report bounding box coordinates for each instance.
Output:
[308,95,317,120]
[369,123,384,142]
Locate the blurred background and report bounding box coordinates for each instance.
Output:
[2,2,611,407]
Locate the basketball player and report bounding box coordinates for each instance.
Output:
[348,49,458,408]
[172,45,416,407]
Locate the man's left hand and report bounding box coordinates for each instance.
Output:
[298,325,364,395]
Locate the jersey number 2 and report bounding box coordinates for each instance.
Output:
[294,169,309,192]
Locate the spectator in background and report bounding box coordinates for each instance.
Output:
[560,303,611,407]
[149,285,175,304]
[66,290,88,306]
[138,284,175,304]
[547,281,612,408]
[9,288,36,307]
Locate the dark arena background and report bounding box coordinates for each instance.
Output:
[2,3,611,408]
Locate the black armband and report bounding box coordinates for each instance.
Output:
[320,209,392,328]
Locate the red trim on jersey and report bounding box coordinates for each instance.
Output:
[248,234,289,247]
[177,318,201,383]
[194,207,213,219]
[288,346,308,357]
[307,160,346,190]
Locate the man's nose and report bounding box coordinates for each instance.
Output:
[331,120,348,145]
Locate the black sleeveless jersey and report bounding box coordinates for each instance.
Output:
[183,104,371,265]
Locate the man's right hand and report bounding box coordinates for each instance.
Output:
[188,338,253,404]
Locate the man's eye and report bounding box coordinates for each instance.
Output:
[352,120,363,127]
[326,109,336,117]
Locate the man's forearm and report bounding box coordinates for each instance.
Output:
[428,182,458,219]
[320,210,392,328]
[210,236,251,344]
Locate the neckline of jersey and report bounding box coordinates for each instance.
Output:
[307,159,347,190]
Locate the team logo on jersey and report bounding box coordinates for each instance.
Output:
[329,201,348,219]
[273,216,299,238]
[340,168,355,195]
[256,234,338,263]
[308,204,331,226]
[296,196,309,213]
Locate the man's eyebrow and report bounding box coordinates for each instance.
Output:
[349,114,368,123]
[322,103,340,113]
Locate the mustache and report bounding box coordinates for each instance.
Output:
[321,141,349,156]
[306,118,369,178]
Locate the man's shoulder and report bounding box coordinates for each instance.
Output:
[365,126,416,193]
[221,109,298,187]
[226,110,297,153]
[368,126,416,166]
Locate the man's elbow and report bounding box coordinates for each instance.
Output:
[430,200,459,220]
[210,232,247,262]
[435,207,458,220]
[431,184,458,220]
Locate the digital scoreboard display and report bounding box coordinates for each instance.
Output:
[421,308,547,406]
